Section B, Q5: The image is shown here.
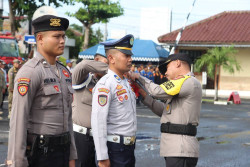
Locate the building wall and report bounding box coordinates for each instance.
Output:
[219,48,250,91]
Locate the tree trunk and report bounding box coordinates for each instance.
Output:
[82,25,90,50]
[8,0,16,36]
[214,64,220,101]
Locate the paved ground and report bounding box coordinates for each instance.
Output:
[0,99,250,166]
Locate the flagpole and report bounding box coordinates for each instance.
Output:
[170,0,197,54]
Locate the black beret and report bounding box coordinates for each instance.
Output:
[159,53,192,74]
[101,34,134,55]
[32,15,69,34]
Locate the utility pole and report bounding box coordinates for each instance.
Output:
[104,23,107,41]
[0,0,3,32]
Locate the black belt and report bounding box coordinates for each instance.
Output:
[28,132,71,146]
[161,122,197,136]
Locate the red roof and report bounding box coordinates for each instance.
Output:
[158,11,250,44]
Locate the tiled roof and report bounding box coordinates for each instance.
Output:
[158,11,250,44]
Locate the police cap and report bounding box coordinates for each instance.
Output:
[13,59,20,64]
[32,15,69,34]
[101,34,134,55]
[159,53,192,74]
[95,45,106,58]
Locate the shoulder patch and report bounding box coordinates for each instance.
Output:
[18,83,29,96]
[160,75,191,96]
[98,94,108,106]
[98,88,110,94]
[18,78,30,83]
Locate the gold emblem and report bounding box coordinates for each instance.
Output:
[130,37,134,45]
[113,137,118,141]
[50,18,61,27]
[166,104,170,111]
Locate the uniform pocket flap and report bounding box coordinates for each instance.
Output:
[43,85,61,95]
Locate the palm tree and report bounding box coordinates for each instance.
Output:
[195,46,241,101]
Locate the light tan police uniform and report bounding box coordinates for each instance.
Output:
[8,66,19,114]
[91,69,137,160]
[7,51,77,167]
[72,59,108,128]
[139,72,202,158]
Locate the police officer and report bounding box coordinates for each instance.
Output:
[8,59,20,118]
[7,15,77,167]
[0,61,6,112]
[91,34,137,167]
[129,53,202,167]
[72,45,108,167]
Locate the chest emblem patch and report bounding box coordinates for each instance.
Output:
[54,85,60,92]
[116,84,123,90]
[98,94,108,106]
[116,89,127,96]
[124,94,128,100]
[18,83,29,96]
[118,96,124,103]
[62,69,70,78]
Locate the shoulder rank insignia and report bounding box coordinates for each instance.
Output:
[114,75,121,82]
[160,75,191,96]
[116,89,127,96]
[98,94,108,106]
[62,69,70,78]
[18,83,29,96]
[98,88,110,94]
[116,84,123,90]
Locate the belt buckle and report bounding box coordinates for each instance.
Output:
[130,136,135,145]
[124,136,135,145]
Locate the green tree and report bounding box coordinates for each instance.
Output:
[66,24,104,59]
[8,0,71,36]
[195,46,241,101]
[67,0,123,50]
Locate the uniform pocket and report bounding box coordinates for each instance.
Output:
[42,85,61,108]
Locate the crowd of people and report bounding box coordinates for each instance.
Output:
[130,64,168,84]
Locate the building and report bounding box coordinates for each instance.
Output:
[158,11,250,98]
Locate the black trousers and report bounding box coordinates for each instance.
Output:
[29,144,70,167]
[165,157,198,167]
[74,132,96,167]
[107,141,135,167]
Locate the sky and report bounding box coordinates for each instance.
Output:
[2,0,250,40]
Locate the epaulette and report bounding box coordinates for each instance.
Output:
[98,74,110,85]
[24,58,39,68]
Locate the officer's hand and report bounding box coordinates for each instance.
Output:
[128,71,140,81]
[98,159,110,167]
[69,159,75,167]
